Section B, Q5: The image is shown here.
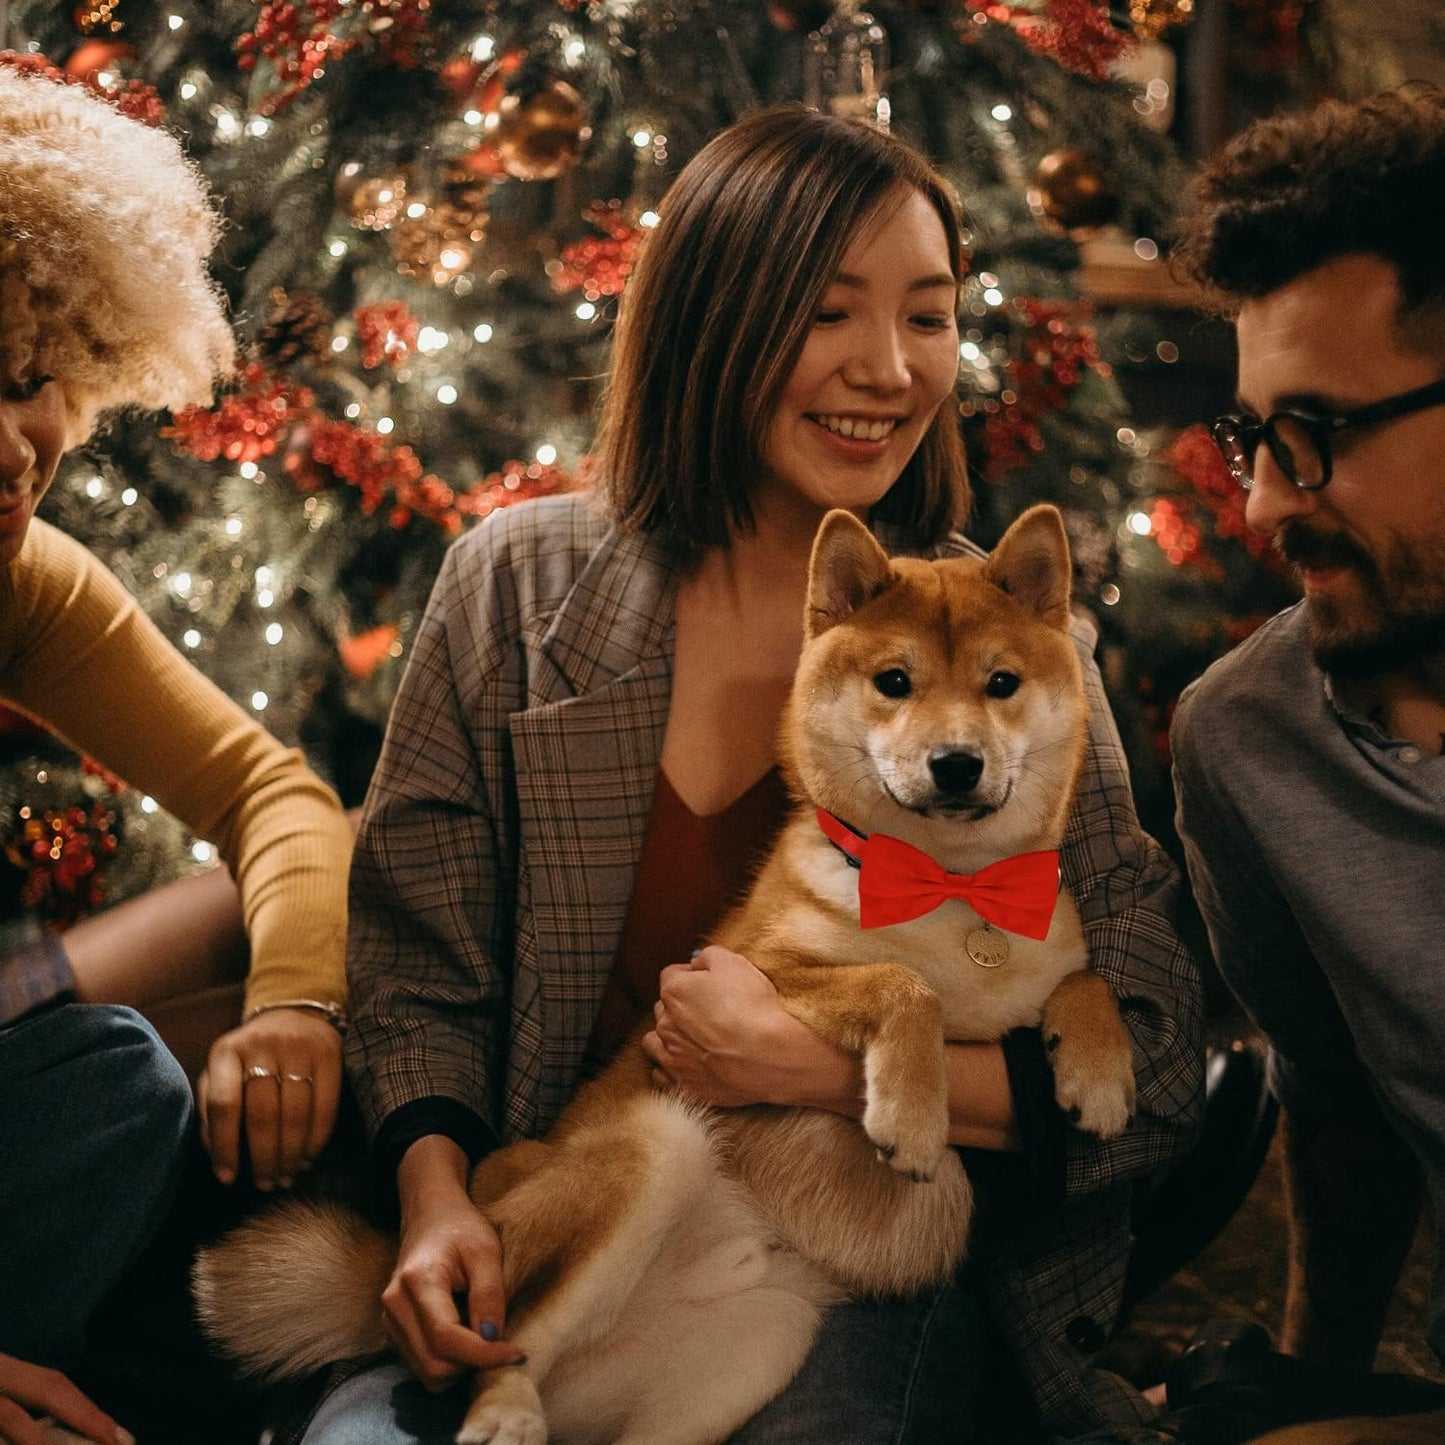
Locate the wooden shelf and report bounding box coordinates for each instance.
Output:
[1077,234,1207,310]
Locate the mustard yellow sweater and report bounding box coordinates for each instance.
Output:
[1,519,351,1012]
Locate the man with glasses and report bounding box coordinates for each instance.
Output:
[1164,86,1445,1432]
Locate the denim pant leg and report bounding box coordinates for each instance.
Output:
[0,1003,193,1365]
[730,1282,988,1444]
[299,1285,987,1445]
[299,1362,467,1445]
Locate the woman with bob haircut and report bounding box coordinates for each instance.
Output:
[321,104,1201,1443]
[0,66,352,1445]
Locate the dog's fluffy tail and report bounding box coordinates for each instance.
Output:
[192,1198,395,1379]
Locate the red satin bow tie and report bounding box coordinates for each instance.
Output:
[816,809,1060,939]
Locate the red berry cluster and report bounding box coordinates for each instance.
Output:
[0,49,165,126]
[963,1,1131,84]
[1145,495,1220,577]
[970,298,1108,480]
[455,459,576,524]
[164,362,576,537]
[305,416,431,521]
[6,795,119,926]
[552,203,644,300]
[1165,424,1287,574]
[237,0,433,113]
[161,361,315,465]
[354,300,420,369]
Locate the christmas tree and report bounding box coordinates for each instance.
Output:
[0,0,1297,934]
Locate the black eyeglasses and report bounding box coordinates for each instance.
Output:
[1210,375,1445,492]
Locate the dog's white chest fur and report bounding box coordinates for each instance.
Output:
[783,833,1088,1040]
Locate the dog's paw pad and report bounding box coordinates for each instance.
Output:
[1053,1066,1135,1139]
[863,1093,947,1181]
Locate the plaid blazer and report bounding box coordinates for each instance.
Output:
[346,492,1203,1437]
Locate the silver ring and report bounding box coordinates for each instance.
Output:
[245,1065,277,1082]
[283,1072,315,1086]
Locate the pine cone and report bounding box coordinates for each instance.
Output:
[257,288,335,365]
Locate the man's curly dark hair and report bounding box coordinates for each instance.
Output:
[1173,87,1445,333]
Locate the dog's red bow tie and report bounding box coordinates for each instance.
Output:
[816,809,1060,939]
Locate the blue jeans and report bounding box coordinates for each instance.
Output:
[0,1003,193,1365]
[299,1284,987,1444]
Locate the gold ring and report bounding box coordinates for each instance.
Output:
[244,1065,277,1082]
[283,1073,315,1086]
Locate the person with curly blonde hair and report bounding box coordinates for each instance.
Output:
[0,67,352,1445]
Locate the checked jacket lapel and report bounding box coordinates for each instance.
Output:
[508,524,680,1134]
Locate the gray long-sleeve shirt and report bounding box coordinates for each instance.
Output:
[1173,600,1445,1355]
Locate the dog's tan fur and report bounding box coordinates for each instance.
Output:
[195,505,1135,1445]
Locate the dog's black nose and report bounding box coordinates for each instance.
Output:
[928,749,983,797]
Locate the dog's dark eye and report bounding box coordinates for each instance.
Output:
[986,671,1021,699]
[873,668,912,699]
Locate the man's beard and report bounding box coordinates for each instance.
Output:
[1278,522,1445,678]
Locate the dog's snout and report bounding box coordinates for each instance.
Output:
[927,749,983,797]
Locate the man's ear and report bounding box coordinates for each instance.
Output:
[806,509,895,640]
[985,504,1072,630]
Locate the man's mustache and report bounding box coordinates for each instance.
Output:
[1276,524,1373,575]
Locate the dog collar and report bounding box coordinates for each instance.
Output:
[815,808,1060,939]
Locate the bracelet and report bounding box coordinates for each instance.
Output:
[243,997,348,1032]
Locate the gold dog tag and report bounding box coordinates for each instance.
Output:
[966,924,1009,969]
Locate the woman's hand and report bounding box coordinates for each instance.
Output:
[387,1137,525,1392]
[197,1008,342,1189]
[0,1352,131,1445]
[642,946,861,1112]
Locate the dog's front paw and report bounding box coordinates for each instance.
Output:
[862,1086,949,1181]
[1048,1029,1136,1139]
[456,1402,547,1445]
[458,1371,547,1445]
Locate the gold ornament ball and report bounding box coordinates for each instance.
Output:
[1031,148,1116,231]
[391,204,486,287]
[335,164,409,231]
[1129,0,1195,42]
[490,80,591,182]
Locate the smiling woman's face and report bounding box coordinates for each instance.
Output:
[756,188,959,522]
[0,378,69,564]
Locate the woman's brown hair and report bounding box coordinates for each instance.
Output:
[594,105,969,555]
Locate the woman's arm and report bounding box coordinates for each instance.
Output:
[643,946,1021,1151]
[6,523,352,1016]
[345,530,520,1217]
[383,1134,523,1389]
[5,522,353,1185]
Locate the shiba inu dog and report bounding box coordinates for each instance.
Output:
[195,503,1135,1445]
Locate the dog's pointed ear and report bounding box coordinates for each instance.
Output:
[806,509,895,639]
[985,504,1072,630]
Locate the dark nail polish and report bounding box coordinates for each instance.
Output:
[509,1353,528,1366]
[480,1320,499,1341]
